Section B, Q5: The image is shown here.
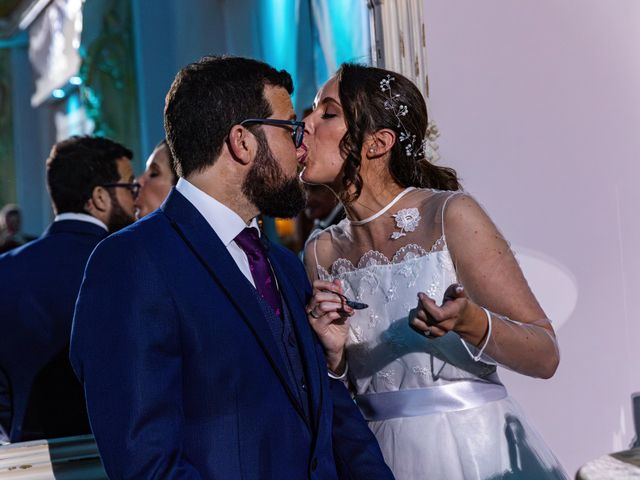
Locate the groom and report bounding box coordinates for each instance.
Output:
[70,56,393,479]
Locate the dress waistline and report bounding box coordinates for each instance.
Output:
[356,380,508,421]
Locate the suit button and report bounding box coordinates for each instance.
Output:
[311,457,318,471]
[301,377,306,390]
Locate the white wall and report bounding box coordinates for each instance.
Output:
[423,0,640,475]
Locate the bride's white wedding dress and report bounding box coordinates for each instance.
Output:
[307,187,567,480]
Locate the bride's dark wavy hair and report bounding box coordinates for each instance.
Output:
[337,63,460,202]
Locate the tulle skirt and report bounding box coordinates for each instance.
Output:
[367,395,568,480]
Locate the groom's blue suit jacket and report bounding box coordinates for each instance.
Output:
[70,190,393,479]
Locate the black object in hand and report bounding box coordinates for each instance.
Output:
[322,289,369,310]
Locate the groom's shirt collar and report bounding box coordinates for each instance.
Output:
[175,177,260,246]
[54,212,108,232]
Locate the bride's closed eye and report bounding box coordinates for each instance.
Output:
[321,111,337,119]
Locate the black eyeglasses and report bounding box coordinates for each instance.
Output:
[240,118,305,148]
[101,182,141,198]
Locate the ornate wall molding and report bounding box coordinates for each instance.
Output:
[79,0,140,161]
[368,0,440,163]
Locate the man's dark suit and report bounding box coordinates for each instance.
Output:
[0,219,107,442]
[70,190,393,479]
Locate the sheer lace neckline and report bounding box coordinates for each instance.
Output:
[320,237,448,277]
[349,187,416,226]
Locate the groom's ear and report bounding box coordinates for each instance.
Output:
[365,128,396,159]
[227,125,256,166]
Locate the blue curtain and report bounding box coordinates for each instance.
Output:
[309,0,371,89]
[255,0,371,113]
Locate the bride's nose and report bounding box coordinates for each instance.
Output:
[303,114,314,135]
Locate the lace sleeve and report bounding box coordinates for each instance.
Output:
[303,230,334,282]
[444,194,560,378]
[303,237,320,282]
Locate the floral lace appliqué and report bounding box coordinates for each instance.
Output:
[412,366,431,378]
[357,270,380,299]
[385,280,400,302]
[390,208,421,240]
[439,249,455,273]
[350,325,365,344]
[426,270,441,299]
[377,370,395,387]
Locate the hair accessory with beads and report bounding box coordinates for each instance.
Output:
[379,74,440,163]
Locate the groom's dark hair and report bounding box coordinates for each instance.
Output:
[164,55,294,178]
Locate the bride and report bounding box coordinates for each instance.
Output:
[301,63,568,479]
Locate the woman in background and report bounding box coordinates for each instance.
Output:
[135,139,178,218]
[301,63,567,479]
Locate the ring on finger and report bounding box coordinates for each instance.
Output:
[424,326,432,337]
[308,307,322,319]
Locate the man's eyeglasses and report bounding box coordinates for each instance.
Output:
[240,118,305,148]
[102,182,141,198]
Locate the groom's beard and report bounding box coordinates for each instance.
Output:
[106,192,136,233]
[242,133,306,219]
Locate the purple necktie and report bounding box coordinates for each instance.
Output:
[234,227,283,319]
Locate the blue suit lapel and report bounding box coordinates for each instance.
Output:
[267,244,324,433]
[161,190,308,424]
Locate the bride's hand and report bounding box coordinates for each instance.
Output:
[409,284,488,345]
[307,279,353,372]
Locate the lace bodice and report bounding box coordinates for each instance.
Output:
[307,189,497,396]
[320,244,498,395]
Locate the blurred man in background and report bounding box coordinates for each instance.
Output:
[0,135,136,442]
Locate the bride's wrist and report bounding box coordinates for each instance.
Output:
[457,303,489,346]
[326,350,346,375]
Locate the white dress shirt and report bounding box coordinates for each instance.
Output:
[176,178,260,287]
[54,212,108,232]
